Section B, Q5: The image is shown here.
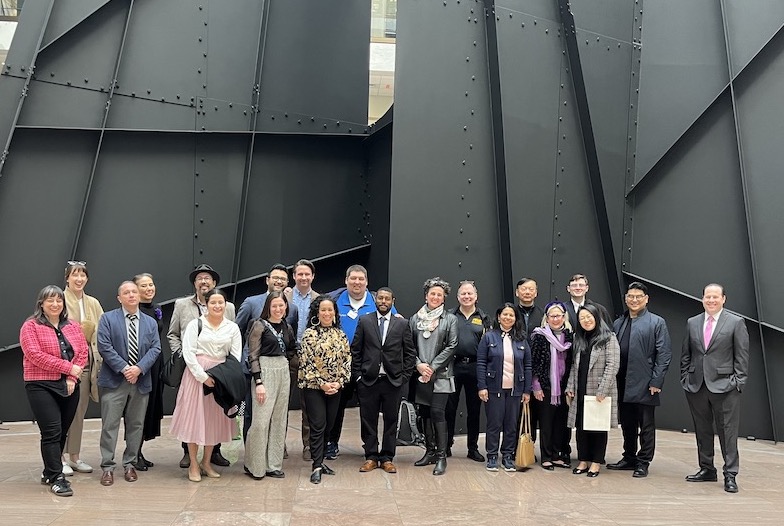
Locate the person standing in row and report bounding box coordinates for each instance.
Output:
[411,277,458,476]
[446,280,490,462]
[168,264,235,469]
[20,286,89,497]
[62,261,104,476]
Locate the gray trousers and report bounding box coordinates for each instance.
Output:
[99,382,149,471]
[685,384,741,476]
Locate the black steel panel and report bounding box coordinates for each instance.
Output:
[570,0,635,43]
[2,0,53,67]
[0,129,98,349]
[105,95,196,131]
[635,0,729,180]
[390,0,502,316]
[629,94,757,319]
[255,109,369,136]
[73,132,198,303]
[0,76,26,153]
[762,327,784,440]
[116,0,203,106]
[737,323,773,440]
[722,0,784,78]
[494,8,562,295]
[17,81,106,128]
[197,97,252,132]
[733,32,784,330]
[41,0,112,50]
[496,0,559,23]
[365,124,393,290]
[32,0,128,96]
[258,0,369,127]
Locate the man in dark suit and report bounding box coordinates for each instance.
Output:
[351,287,416,474]
[563,273,614,328]
[681,283,749,493]
[97,281,161,486]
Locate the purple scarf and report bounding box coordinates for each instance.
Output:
[532,325,572,405]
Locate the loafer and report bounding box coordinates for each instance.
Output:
[124,467,138,482]
[62,462,74,477]
[467,449,485,462]
[265,470,285,479]
[67,459,93,473]
[633,465,648,478]
[541,462,555,471]
[310,467,322,484]
[243,466,263,480]
[210,451,230,467]
[686,468,718,482]
[100,471,114,486]
[724,475,738,493]
[607,458,636,471]
[138,452,154,468]
[359,459,379,472]
[381,461,397,473]
[179,453,190,469]
[321,463,336,475]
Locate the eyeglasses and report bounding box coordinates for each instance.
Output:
[67,260,87,266]
[626,294,646,301]
[196,277,213,282]
[269,276,288,283]
[548,314,564,319]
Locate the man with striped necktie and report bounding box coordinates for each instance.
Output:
[96,281,161,486]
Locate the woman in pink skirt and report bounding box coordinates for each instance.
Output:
[170,288,241,482]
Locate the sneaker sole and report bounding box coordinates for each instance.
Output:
[486,466,498,472]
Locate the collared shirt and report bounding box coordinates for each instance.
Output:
[571,299,584,313]
[182,316,242,384]
[291,287,314,342]
[703,309,723,332]
[337,290,378,342]
[451,307,487,359]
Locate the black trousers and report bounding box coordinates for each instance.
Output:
[618,397,656,465]
[685,384,741,475]
[304,388,341,470]
[327,378,356,445]
[446,361,482,451]
[576,429,608,464]
[26,382,80,481]
[484,389,521,457]
[535,392,570,463]
[357,377,404,462]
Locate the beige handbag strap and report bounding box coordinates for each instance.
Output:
[519,402,531,436]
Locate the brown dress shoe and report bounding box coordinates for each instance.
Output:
[100,471,114,486]
[359,459,379,472]
[124,467,138,482]
[381,461,397,473]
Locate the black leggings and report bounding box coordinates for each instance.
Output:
[419,392,449,423]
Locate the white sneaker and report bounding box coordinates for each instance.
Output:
[67,459,93,473]
[62,462,74,476]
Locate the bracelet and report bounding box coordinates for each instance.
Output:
[255,380,263,386]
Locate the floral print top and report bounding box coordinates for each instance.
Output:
[298,325,351,389]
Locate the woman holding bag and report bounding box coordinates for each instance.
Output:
[477,303,532,472]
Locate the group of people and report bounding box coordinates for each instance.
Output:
[20,261,749,497]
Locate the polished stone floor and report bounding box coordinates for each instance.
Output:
[1,409,782,525]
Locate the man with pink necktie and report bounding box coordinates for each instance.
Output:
[681,283,749,493]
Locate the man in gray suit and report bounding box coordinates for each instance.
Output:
[681,283,749,493]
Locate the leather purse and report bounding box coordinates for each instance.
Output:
[514,402,536,469]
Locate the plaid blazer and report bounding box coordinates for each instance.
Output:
[566,333,620,428]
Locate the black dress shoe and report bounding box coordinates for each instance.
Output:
[724,475,738,493]
[541,462,555,471]
[467,450,485,462]
[446,447,452,458]
[572,467,588,475]
[179,453,190,469]
[211,451,230,467]
[586,470,600,478]
[607,458,636,470]
[686,468,718,482]
[243,466,264,480]
[310,468,322,484]
[132,462,149,471]
[265,470,285,479]
[320,463,335,475]
[633,465,648,478]
[138,451,154,468]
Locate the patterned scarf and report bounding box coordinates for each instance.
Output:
[532,325,571,405]
[415,304,444,336]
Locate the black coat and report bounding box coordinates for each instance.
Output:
[203,353,246,417]
[530,329,573,393]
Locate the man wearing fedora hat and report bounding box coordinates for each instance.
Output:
[167,264,236,468]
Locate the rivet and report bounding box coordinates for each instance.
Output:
[336,121,340,126]
[466,245,470,250]
[84,78,88,83]
[509,13,513,18]
[228,103,232,107]
[147,89,151,94]
[468,179,472,183]
[50,72,54,76]
[298,120,301,124]
[195,233,199,238]
[311,117,315,121]
[324,124,327,129]
[466,57,470,62]
[545,29,549,34]
[597,37,600,41]
[67,81,71,86]
[462,160,466,165]
[469,144,473,149]
[203,52,208,57]
[458,262,462,267]
[200,219,204,223]
[272,115,275,120]
[522,23,525,28]
[463,126,467,131]
[204,21,207,26]
[197,69,201,74]
[284,113,288,118]
[243,110,247,115]
[465,91,469,97]
[198,37,202,42]
[466,212,470,217]
[471,75,475,81]
[460,229,464,233]
[471,110,474,115]
[461,195,465,200]
[534,20,537,25]
[162,97,166,102]
[214,106,218,110]
[131,92,136,97]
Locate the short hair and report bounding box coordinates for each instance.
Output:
[423,276,451,296]
[569,274,588,285]
[457,280,478,293]
[377,286,394,298]
[293,259,315,274]
[260,290,288,320]
[307,294,341,329]
[268,263,288,275]
[133,272,154,284]
[117,280,137,295]
[516,277,535,288]
[64,260,89,282]
[704,283,725,296]
[627,281,648,294]
[345,264,368,278]
[204,288,226,303]
[30,285,68,325]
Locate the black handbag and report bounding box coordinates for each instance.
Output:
[162,319,201,388]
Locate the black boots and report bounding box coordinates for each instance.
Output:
[414,418,438,466]
[433,421,448,476]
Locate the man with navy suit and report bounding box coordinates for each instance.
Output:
[681,283,749,493]
[352,287,416,474]
[97,281,161,486]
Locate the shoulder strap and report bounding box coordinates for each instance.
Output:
[198,318,203,336]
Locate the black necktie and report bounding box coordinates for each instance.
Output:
[127,314,138,365]
[379,316,386,345]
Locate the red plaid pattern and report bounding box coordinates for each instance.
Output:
[20,319,89,382]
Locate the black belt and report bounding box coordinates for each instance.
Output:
[456,357,476,364]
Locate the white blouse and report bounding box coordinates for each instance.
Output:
[182,316,242,383]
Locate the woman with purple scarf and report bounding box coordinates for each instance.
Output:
[530,301,573,470]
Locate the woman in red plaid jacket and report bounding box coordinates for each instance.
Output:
[20,285,89,497]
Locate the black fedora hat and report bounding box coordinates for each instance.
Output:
[189,264,220,284]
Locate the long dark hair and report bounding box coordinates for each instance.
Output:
[307,294,341,329]
[30,285,69,325]
[260,290,289,321]
[492,302,526,341]
[573,303,611,353]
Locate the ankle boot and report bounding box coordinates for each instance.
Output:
[414,418,437,466]
[433,421,448,476]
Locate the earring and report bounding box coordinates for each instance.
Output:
[310,316,319,326]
